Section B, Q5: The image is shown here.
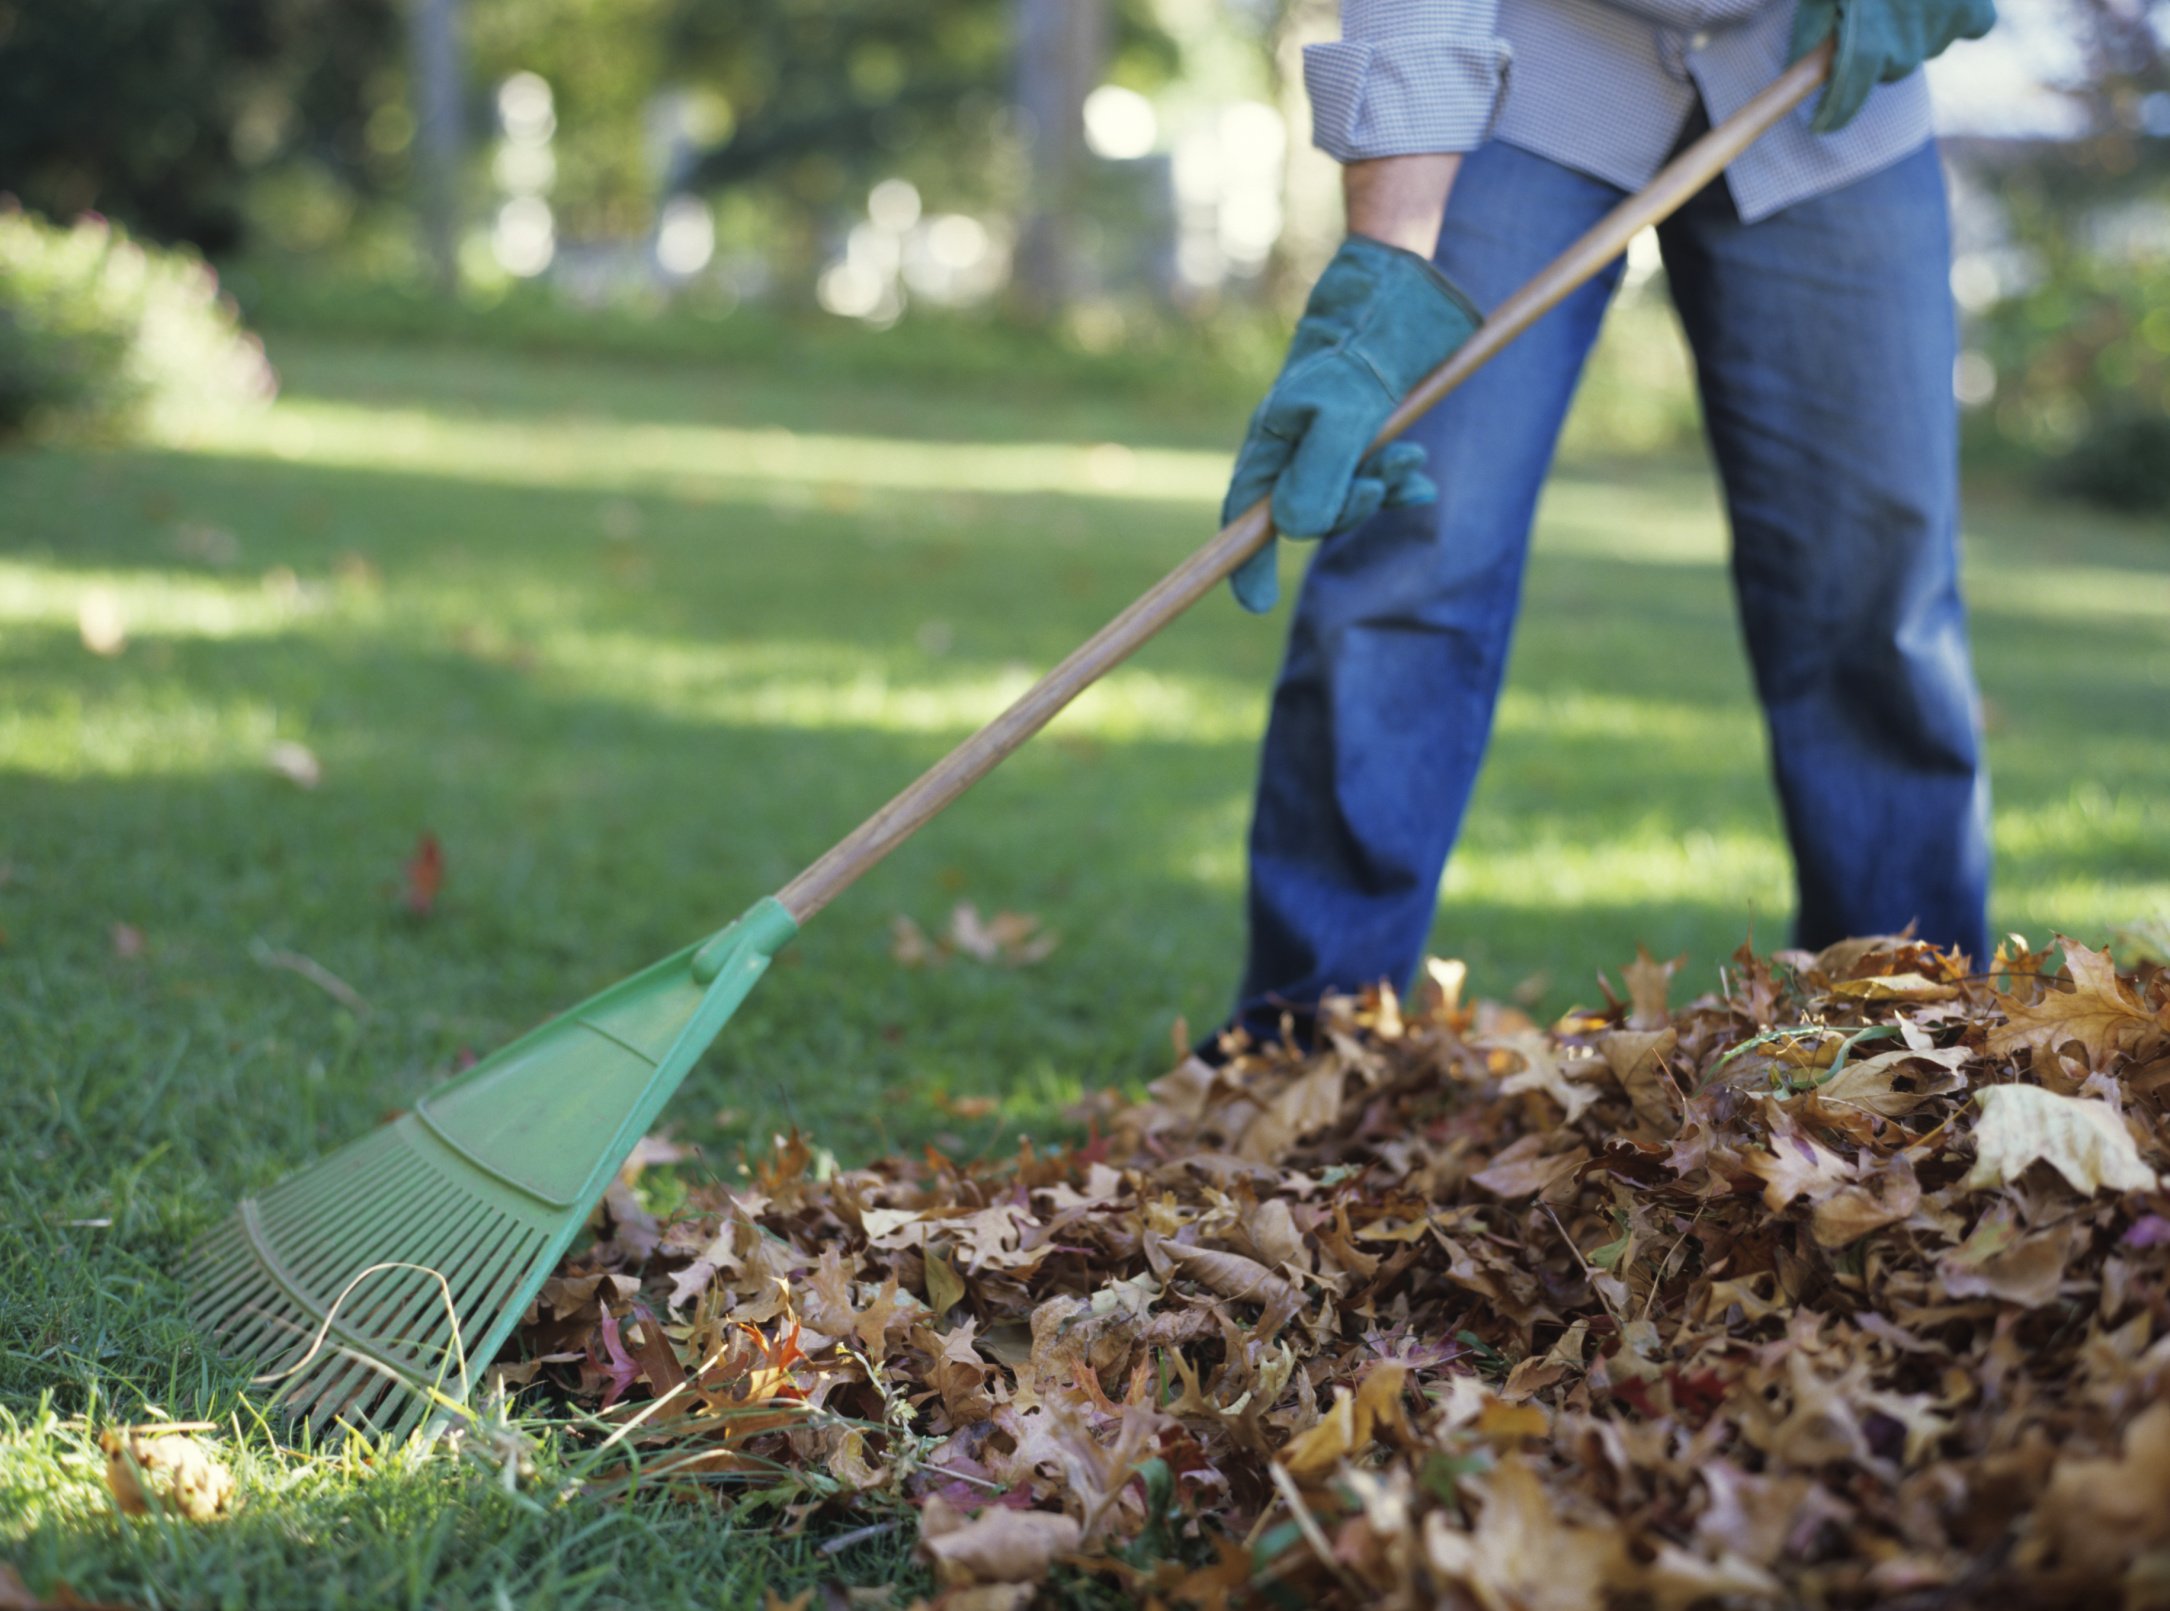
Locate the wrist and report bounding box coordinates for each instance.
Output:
[1343,153,1461,256]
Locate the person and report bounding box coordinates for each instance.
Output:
[1219,0,1996,1048]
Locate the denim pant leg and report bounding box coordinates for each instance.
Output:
[1658,140,1992,963]
[1234,143,1630,1040]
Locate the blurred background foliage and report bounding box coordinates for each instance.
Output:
[0,208,274,438]
[0,0,2164,507]
[0,0,402,254]
[1948,0,2170,511]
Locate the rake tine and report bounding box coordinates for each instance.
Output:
[239,1150,421,1313]
[276,1350,365,1424]
[377,1374,443,1443]
[453,1231,553,1369]
[253,1317,325,1391]
[189,1243,262,1323]
[340,1193,490,1337]
[216,1287,317,1370]
[353,1206,500,1362]
[302,1350,409,1432]
[260,1132,410,1230]
[283,1354,382,1434]
[226,1297,324,1393]
[272,1178,462,1336]
[215,1197,410,1364]
[434,1232,548,1397]
[443,1219,530,1328]
[190,1218,246,1270]
[280,1150,440,1281]
[253,1139,385,1223]
[467,1226,542,1314]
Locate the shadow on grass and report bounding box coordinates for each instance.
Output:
[257,336,1255,452]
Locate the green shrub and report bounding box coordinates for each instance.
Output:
[2045,408,2170,513]
[0,205,276,440]
[1962,162,2170,518]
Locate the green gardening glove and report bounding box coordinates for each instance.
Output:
[1222,235,1482,613]
[1791,0,1995,134]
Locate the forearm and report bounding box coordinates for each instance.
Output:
[1344,154,1461,256]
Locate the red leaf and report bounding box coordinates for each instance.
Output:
[402,833,444,917]
[595,1310,641,1409]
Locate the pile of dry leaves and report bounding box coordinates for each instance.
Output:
[510,934,2170,1609]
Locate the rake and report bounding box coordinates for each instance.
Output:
[190,49,1831,1438]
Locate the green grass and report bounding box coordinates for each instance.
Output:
[3,332,2166,1607]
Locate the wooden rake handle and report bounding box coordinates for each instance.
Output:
[777,44,1833,925]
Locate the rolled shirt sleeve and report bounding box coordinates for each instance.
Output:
[1304,0,1515,161]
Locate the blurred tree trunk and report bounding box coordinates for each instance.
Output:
[1272,0,1342,306]
[410,0,467,294]
[1011,0,1107,321]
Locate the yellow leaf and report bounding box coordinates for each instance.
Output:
[1471,1135,1591,1200]
[888,914,939,968]
[1962,1085,2159,1196]
[1238,1196,1304,1268]
[851,1272,915,1361]
[1279,1365,1409,1479]
[944,902,1060,967]
[100,1428,234,1522]
[1476,1398,1549,1443]
[924,1244,966,1320]
[1264,1059,1347,1143]
[1640,1543,1784,1611]
[78,589,126,656]
[824,1428,889,1492]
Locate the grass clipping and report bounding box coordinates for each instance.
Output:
[514,934,2170,1609]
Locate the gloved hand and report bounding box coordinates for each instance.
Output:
[1222,235,1482,613]
[1792,0,1995,134]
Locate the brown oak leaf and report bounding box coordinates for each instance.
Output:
[1987,937,2165,1069]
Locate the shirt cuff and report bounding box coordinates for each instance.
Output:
[1303,35,1514,160]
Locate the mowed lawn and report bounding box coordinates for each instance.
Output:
[3,333,2166,1607]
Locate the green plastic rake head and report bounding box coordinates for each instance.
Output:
[189,900,796,1437]
[185,52,1827,1438]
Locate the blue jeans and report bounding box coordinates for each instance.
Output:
[1235,133,1991,1039]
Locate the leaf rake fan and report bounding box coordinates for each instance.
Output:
[189,49,1832,1439]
